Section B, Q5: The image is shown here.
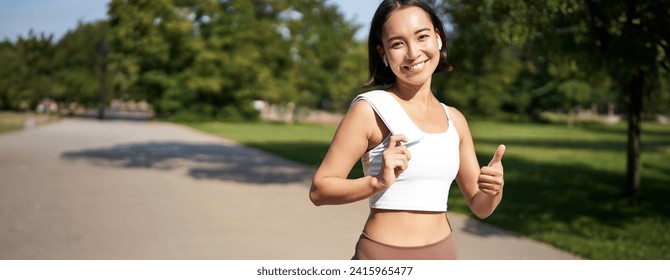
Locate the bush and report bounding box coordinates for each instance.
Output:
[167,103,260,123]
[216,103,259,122]
[166,110,208,123]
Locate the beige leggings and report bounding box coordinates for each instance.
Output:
[351,232,458,260]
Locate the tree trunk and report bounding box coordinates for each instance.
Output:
[624,72,643,202]
[96,38,108,120]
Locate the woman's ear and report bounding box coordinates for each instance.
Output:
[377,45,387,66]
[436,30,443,50]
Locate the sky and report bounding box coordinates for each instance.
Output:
[0,0,380,42]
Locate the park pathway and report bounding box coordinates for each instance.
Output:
[0,118,579,259]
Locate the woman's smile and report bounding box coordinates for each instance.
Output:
[403,60,428,71]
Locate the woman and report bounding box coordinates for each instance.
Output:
[309,0,506,260]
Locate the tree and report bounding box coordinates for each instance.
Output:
[107,0,364,120]
[108,0,197,117]
[441,0,670,201]
[192,0,293,118]
[0,31,57,111]
[52,21,111,107]
[0,40,18,109]
[281,0,365,110]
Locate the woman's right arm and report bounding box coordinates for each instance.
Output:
[309,100,380,206]
[310,100,410,206]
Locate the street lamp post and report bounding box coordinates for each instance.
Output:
[95,38,108,120]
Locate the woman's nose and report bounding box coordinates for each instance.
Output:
[405,42,421,60]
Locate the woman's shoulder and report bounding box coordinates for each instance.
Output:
[438,102,464,120]
[336,92,386,146]
[350,90,389,106]
[347,90,390,117]
[444,105,466,121]
[348,96,375,116]
[444,105,470,136]
[344,91,380,126]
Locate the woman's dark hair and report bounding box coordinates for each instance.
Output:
[362,0,452,87]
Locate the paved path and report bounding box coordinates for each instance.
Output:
[0,119,579,259]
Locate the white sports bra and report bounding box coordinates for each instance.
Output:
[351,90,460,212]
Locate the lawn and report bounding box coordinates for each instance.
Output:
[0,112,60,134]
[184,120,670,259]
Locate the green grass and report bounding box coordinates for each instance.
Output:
[0,112,60,134]
[183,120,670,259]
[186,121,344,173]
[463,121,670,260]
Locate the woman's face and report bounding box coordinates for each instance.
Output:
[379,6,441,87]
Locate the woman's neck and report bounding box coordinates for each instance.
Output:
[387,78,434,105]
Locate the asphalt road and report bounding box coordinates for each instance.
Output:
[0,118,579,259]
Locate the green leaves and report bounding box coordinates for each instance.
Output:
[0,0,366,119]
[438,0,669,118]
[104,0,365,119]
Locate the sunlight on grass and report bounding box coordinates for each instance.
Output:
[0,112,60,134]
[187,122,338,170]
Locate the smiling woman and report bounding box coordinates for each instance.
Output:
[374,7,450,87]
[362,1,452,88]
[309,0,507,260]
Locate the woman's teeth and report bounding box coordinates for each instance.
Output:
[406,61,425,71]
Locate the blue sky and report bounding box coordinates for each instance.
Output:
[0,0,379,42]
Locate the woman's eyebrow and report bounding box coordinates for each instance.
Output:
[385,27,432,44]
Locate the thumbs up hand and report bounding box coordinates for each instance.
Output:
[478,145,506,196]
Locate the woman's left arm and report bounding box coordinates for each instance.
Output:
[450,107,506,219]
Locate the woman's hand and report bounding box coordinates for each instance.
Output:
[376,134,412,189]
[477,145,506,196]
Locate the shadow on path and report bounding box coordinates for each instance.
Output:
[61,141,314,185]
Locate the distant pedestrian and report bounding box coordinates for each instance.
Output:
[310,0,506,260]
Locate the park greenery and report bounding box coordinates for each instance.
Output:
[2,0,667,120]
[0,112,59,134]
[0,0,668,258]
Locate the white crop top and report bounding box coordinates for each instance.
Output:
[351,90,460,212]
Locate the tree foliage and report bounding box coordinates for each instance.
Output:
[106,0,366,120]
[438,0,670,200]
[55,21,111,106]
[0,22,111,111]
[432,0,670,121]
[0,0,667,129]
[0,32,57,110]
[0,0,366,120]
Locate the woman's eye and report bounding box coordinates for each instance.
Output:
[390,42,403,48]
[418,34,430,40]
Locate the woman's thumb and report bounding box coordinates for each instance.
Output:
[488,144,506,167]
